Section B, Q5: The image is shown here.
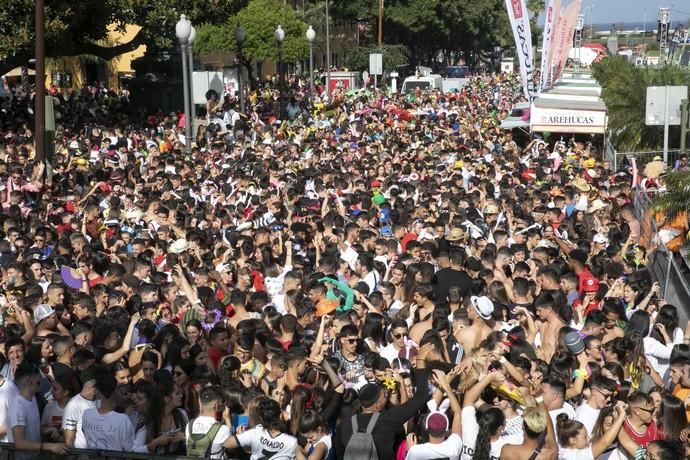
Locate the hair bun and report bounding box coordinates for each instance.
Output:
[555,412,570,426]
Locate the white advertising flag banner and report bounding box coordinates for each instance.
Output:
[505,0,537,99]
[539,0,559,92]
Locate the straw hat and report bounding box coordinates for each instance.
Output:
[445,227,467,242]
[482,204,499,215]
[570,177,592,192]
[587,199,608,214]
[169,239,190,254]
[549,187,564,197]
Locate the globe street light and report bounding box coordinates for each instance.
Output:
[306,25,316,101]
[235,25,246,113]
[175,14,193,152]
[275,24,285,120]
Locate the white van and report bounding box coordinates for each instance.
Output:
[400,67,443,94]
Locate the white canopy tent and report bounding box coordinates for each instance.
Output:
[530,97,607,134]
[2,67,35,78]
[530,71,608,134]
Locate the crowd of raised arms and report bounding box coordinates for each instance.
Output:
[0,72,686,460]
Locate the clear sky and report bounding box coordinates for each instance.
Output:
[555,0,690,25]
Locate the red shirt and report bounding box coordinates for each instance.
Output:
[401,232,417,253]
[623,419,662,449]
[207,346,226,370]
[577,268,595,294]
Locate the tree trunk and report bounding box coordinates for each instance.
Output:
[242,57,258,91]
[21,67,30,94]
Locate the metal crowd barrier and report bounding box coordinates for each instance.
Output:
[615,149,690,172]
[604,137,617,170]
[0,443,198,460]
[631,186,690,325]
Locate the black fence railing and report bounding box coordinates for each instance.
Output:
[0,444,199,460]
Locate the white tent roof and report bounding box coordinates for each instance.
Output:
[2,67,35,78]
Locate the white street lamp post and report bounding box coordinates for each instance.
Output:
[175,14,193,152]
[306,25,316,101]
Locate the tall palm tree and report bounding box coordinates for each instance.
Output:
[594,56,690,151]
[651,171,690,218]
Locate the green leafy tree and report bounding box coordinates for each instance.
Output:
[651,171,690,218]
[194,0,309,87]
[593,55,690,151]
[194,0,308,61]
[330,0,542,68]
[0,0,246,76]
[344,44,409,72]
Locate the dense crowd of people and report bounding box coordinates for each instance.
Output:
[0,69,687,460]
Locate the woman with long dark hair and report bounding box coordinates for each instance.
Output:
[403,263,421,304]
[172,358,196,416]
[657,393,687,441]
[26,335,54,369]
[133,381,188,454]
[471,407,506,460]
[184,319,204,347]
[648,304,684,376]
[287,384,312,436]
[626,310,674,386]
[360,313,386,353]
[299,411,333,460]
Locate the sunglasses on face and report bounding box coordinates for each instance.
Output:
[343,338,358,344]
[594,388,613,399]
[392,332,408,340]
[635,406,655,414]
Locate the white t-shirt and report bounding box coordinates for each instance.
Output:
[460,406,522,460]
[574,403,600,436]
[82,409,135,451]
[549,403,576,437]
[235,425,299,460]
[40,400,66,432]
[185,415,231,459]
[307,434,333,459]
[7,396,41,443]
[62,394,99,448]
[491,435,523,459]
[643,336,675,377]
[0,378,19,442]
[559,446,594,459]
[362,270,380,293]
[503,415,524,437]
[406,433,463,460]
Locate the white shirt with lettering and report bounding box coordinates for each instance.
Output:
[235,425,298,460]
[460,406,522,460]
[62,394,99,448]
[82,409,135,451]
